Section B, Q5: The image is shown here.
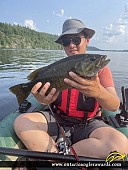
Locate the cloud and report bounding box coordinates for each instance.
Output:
[102,22,126,37]
[93,3,128,49]
[117,24,126,34]
[54,9,64,17]
[61,9,64,17]
[53,9,72,20]
[24,19,37,30]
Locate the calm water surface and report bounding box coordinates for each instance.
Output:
[0,49,128,116]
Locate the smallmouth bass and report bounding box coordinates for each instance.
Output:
[9,54,110,105]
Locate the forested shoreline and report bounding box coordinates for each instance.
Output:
[0,22,63,50]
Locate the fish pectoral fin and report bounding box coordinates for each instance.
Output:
[75,61,84,76]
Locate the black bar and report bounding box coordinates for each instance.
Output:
[0,147,104,162]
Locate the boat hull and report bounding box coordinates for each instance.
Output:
[0,96,127,169]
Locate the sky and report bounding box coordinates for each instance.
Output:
[1,0,128,50]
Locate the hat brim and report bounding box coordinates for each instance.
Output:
[55,27,95,44]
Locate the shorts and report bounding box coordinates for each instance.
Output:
[40,111,109,144]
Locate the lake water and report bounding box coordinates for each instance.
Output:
[0,49,128,117]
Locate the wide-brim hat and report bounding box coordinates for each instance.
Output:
[55,19,95,44]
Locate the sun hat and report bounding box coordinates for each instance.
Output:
[55,19,95,44]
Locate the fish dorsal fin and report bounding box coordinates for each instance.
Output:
[27,66,47,80]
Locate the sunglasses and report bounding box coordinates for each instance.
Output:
[61,36,85,47]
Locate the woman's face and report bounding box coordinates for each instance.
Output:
[62,33,90,56]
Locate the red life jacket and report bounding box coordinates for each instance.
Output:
[53,88,99,119]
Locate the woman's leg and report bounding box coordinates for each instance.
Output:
[14,112,58,153]
[72,126,128,158]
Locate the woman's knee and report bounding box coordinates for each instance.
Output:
[14,113,28,131]
[106,129,128,153]
[90,127,128,154]
[14,112,48,134]
[109,132,128,154]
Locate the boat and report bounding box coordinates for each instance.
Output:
[0,86,127,170]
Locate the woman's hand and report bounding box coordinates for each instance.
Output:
[64,71,120,111]
[31,82,59,105]
[64,72,102,98]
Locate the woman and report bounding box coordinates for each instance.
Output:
[14,19,128,160]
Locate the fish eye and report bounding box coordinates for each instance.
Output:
[90,57,96,61]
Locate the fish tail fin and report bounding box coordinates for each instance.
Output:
[9,84,30,105]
